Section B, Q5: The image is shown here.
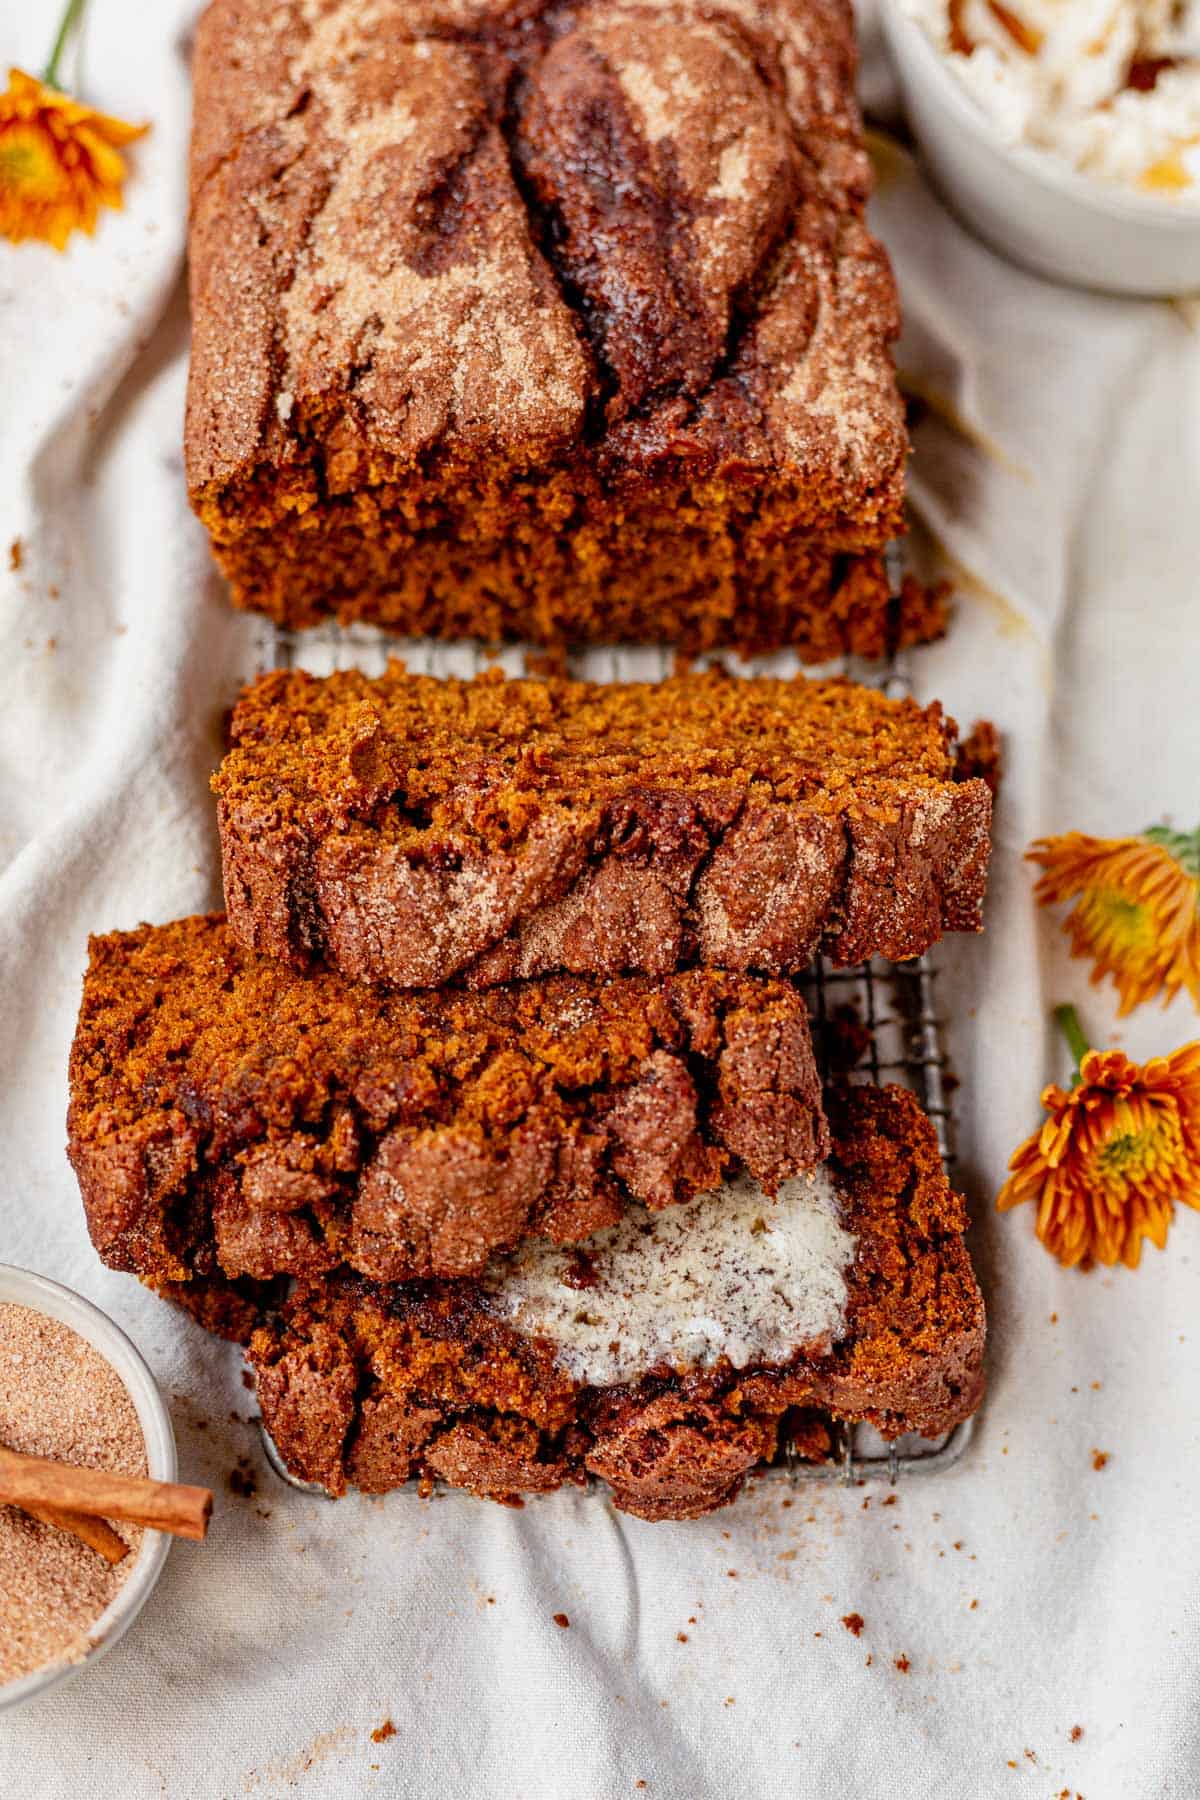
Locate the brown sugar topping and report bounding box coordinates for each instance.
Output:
[184,0,911,654]
[187,0,902,496]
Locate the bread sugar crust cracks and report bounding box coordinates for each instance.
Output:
[184,0,913,652]
[214,665,992,987]
[247,1084,986,1519]
[66,914,829,1287]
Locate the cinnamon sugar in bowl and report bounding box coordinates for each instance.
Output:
[0,1266,176,1711]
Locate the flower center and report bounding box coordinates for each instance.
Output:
[1078,886,1154,955]
[1087,1105,1186,1193]
[0,125,67,196]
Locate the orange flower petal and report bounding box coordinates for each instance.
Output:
[1028,831,1200,1016]
[0,68,148,251]
[997,1037,1200,1269]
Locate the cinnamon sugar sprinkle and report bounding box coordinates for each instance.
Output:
[0,1301,147,1685]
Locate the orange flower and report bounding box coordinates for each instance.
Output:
[1028,827,1200,1016]
[0,67,147,251]
[998,1006,1200,1269]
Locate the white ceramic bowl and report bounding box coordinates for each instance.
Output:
[0,1265,176,1712]
[879,3,1200,296]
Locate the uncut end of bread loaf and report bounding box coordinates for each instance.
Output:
[215,666,991,989]
[246,1085,985,1521]
[67,915,828,1289]
[185,0,911,654]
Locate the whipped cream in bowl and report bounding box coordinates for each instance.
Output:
[881,0,1200,292]
[901,0,1200,199]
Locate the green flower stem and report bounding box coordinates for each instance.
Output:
[1144,823,1200,883]
[1054,1004,1091,1084]
[43,0,89,89]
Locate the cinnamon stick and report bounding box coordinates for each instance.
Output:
[20,1501,130,1566]
[0,1445,212,1541]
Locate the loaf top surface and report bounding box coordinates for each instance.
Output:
[216,664,970,848]
[186,0,906,512]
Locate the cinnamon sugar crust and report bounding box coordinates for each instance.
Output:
[185,0,912,653]
[215,665,991,987]
[247,1084,986,1519]
[67,914,828,1288]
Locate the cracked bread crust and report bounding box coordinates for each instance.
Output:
[67,915,828,1289]
[185,0,911,653]
[215,665,992,988]
[247,1084,986,1519]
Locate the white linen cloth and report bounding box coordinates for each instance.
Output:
[1,3,1198,1794]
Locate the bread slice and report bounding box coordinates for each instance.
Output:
[185,0,912,659]
[215,667,991,989]
[67,914,827,1287]
[249,1084,985,1520]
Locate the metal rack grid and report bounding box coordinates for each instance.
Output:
[254,615,975,1494]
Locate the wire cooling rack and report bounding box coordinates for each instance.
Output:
[252,613,976,1493]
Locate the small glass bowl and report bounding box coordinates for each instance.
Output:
[0,1264,177,1712]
